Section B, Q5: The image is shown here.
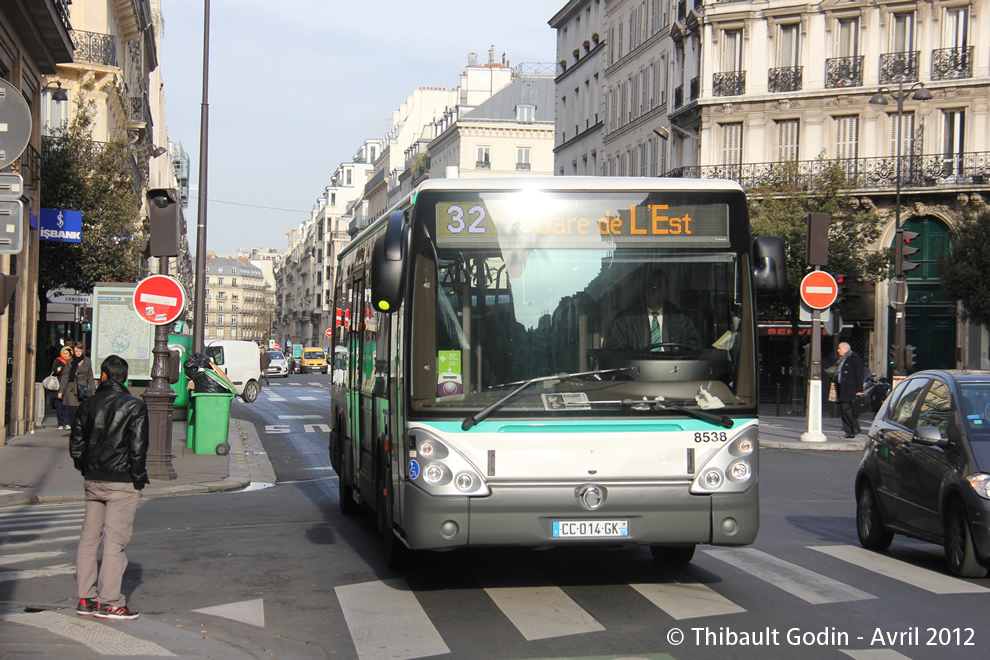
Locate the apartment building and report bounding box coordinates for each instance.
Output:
[550,0,606,175]
[202,255,274,343]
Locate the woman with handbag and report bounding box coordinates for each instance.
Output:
[48,346,73,429]
[58,342,98,428]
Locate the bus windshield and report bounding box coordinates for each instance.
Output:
[408,189,756,418]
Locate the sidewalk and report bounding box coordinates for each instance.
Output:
[0,410,275,509]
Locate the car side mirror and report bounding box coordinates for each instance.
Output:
[913,425,948,448]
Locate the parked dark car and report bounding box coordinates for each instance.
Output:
[855,370,990,578]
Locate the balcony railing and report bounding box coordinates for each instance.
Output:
[69,29,117,67]
[713,71,745,97]
[129,95,149,124]
[476,160,491,169]
[516,163,531,171]
[662,152,990,191]
[673,85,683,109]
[825,55,863,89]
[879,50,919,84]
[932,46,974,81]
[768,66,803,93]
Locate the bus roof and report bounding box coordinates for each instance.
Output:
[339,176,745,258]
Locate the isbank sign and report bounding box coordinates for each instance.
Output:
[40,208,82,243]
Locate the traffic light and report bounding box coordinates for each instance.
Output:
[147,188,180,257]
[889,344,902,371]
[895,228,920,276]
[832,274,846,307]
[904,345,917,370]
[804,212,830,266]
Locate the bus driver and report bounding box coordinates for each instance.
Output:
[605,268,702,352]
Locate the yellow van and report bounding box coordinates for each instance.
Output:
[300,348,328,374]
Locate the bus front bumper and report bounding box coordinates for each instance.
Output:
[399,481,758,550]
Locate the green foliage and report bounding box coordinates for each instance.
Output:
[938,206,990,327]
[748,157,887,317]
[39,98,145,295]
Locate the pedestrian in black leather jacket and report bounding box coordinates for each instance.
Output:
[69,357,149,489]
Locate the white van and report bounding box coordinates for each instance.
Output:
[204,340,262,403]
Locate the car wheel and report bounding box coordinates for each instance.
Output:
[856,482,893,550]
[241,380,259,403]
[650,544,696,564]
[944,500,988,578]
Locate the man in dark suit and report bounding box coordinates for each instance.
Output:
[605,269,701,352]
[836,342,865,437]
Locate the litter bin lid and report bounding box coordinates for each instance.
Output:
[202,369,237,394]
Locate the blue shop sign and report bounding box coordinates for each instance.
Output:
[40,208,82,243]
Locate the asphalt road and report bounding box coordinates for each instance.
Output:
[2,373,988,659]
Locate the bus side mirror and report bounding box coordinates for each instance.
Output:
[371,209,410,314]
[752,236,787,294]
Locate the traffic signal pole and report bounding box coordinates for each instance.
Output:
[800,304,827,443]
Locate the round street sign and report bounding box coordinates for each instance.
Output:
[325,327,333,339]
[800,271,838,309]
[0,79,32,169]
[133,275,186,325]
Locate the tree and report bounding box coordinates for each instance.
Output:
[39,97,146,298]
[748,157,888,410]
[937,204,990,327]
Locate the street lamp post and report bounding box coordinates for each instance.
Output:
[870,81,931,378]
[192,0,211,354]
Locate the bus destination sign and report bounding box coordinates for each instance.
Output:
[436,200,728,247]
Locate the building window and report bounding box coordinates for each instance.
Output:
[218,328,224,339]
[477,146,491,169]
[516,104,535,122]
[892,12,915,52]
[346,168,352,185]
[231,278,237,287]
[888,111,915,160]
[41,88,69,136]
[835,115,860,161]
[724,30,743,71]
[639,143,648,176]
[779,23,799,67]
[216,277,224,286]
[722,123,743,174]
[777,119,800,162]
[217,314,224,325]
[837,17,859,57]
[370,145,377,162]
[516,147,531,171]
[942,108,965,179]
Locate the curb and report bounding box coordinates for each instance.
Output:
[761,438,866,452]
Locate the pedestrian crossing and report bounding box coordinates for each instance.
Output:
[1,501,987,659]
[253,382,329,404]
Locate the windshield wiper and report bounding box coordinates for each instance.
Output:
[461,367,637,431]
[622,398,734,428]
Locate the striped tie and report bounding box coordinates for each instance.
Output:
[651,312,661,351]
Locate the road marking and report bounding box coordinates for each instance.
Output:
[0,610,175,655]
[0,516,83,532]
[0,563,75,582]
[298,396,318,401]
[303,424,331,433]
[335,579,449,660]
[0,551,63,566]
[265,425,290,434]
[703,548,875,604]
[810,545,990,594]
[0,524,83,540]
[840,650,913,660]
[630,579,745,620]
[476,566,604,640]
[193,598,265,627]
[0,534,78,548]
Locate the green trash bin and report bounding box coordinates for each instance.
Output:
[188,391,235,455]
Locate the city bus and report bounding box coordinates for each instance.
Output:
[329,176,786,566]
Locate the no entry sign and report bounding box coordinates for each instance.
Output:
[325,327,333,338]
[133,275,186,325]
[800,271,838,309]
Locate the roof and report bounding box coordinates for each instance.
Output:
[461,76,555,122]
[205,256,264,279]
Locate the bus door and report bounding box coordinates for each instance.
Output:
[345,280,367,487]
[356,283,381,495]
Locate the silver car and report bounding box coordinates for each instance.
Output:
[266,350,290,378]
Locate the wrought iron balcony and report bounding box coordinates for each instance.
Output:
[690,76,699,100]
[674,85,683,109]
[129,95,149,124]
[713,71,745,97]
[69,29,117,67]
[476,160,491,169]
[932,46,974,81]
[516,163,531,171]
[825,55,863,89]
[879,51,919,84]
[662,152,990,192]
[768,66,803,93]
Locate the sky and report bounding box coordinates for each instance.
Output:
[159,0,565,256]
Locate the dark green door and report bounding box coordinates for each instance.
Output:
[890,217,955,374]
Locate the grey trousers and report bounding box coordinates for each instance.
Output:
[76,480,140,607]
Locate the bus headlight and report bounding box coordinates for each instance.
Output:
[691,425,759,494]
[407,430,490,497]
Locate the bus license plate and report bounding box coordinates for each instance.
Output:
[552,520,629,538]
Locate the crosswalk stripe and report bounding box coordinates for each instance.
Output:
[840,650,913,659]
[0,563,75,582]
[703,548,875,604]
[0,534,78,548]
[0,524,83,540]
[0,551,63,566]
[810,545,990,594]
[0,516,84,532]
[628,578,746,620]
[335,578,449,660]
[0,610,175,656]
[476,566,604,640]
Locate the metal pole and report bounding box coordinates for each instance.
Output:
[192,0,211,354]
[893,81,907,379]
[143,257,177,480]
